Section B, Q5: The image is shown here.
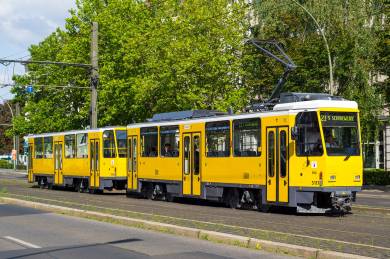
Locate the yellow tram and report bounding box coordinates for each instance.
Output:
[27,127,128,192]
[126,93,362,213]
[27,93,363,213]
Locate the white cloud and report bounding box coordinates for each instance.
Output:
[0,0,75,47]
[0,0,76,95]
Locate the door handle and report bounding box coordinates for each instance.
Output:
[197,177,200,181]
[268,179,271,185]
[284,180,287,186]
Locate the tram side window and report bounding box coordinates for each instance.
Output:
[141,127,158,157]
[35,138,43,159]
[76,133,88,158]
[160,126,179,157]
[116,130,127,158]
[295,112,323,156]
[206,121,230,157]
[65,134,76,158]
[43,137,53,159]
[103,130,116,158]
[233,118,261,157]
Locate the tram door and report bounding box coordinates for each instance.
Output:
[182,133,201,196]
[266,127,289,203]
[54,141,63,185]
[27,144,33,183]
[127,136,138,190]
[89,139,100,188]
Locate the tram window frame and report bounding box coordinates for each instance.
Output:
[233,118,261,157]
[268,131,275,177]
[34,137,43,159]
[43,136,53,159]
[280,130,287,178]
[160,125,179,158]
[103,130,116,158]
[141,126,158,157]
[64,134,76,158]
[76,133,88,158]
[205,120,230,157]
[295,111,323,157]
[116,130,127,158]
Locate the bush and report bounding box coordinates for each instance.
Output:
[363,169,390,185]
[0,159,13,169]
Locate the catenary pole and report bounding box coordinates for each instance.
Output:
[90,22,99,129]
[291,0,334,94]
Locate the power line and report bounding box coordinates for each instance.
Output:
[0,50,30,60]
[0,83,90,89]
[0,59,92,69]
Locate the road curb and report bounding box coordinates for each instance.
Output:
[0,197,375,259]
[317,250,375,259]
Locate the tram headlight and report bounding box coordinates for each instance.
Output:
[329,175,336,181]
[354,175,361,182]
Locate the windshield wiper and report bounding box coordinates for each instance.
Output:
[344,149,354,161]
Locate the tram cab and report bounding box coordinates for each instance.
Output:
[272,93,362,212]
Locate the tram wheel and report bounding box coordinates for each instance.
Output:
[226,188,240,209]
[260,205,271,213]
[165,193,174,202]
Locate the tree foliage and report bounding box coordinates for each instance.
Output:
[10,0,389,144]
[251,0,388,142]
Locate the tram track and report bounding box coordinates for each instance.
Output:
[0,178,389,258]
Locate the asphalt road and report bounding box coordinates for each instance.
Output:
[0,203,294,259]
[0,170,389,258]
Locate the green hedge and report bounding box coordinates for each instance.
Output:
[0,160,13,169]
[363,169,390,185]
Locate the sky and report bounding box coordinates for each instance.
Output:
[0,0,76,100]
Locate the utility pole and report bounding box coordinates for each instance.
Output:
[90,22,99,129]
[14,102,20,170]
[0,22,99,130]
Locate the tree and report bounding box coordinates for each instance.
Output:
[0,102,13,154]
[251,0,388,142]
[12,0,250,135]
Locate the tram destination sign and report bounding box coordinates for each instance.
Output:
[320,112,357,127]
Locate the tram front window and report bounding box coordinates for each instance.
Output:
[295,111,323,156]
[320,112,360,156]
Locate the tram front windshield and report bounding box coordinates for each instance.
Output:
[320,112,360,156]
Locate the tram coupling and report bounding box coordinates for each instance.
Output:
[331,191,352,213]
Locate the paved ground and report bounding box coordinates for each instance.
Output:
[0,203,294,259]
[0,170,389,258]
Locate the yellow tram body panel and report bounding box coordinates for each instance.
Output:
[126,99,362,212]
[27,127,128,190]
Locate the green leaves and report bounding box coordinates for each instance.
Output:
[10,0,388,144]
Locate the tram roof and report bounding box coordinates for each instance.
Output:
[27,126,126,138]
[127,100,358,128]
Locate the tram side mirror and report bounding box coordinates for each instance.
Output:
[291,126,298,140]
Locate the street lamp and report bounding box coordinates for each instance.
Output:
[291,0,334,95]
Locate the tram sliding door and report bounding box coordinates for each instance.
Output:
[127,136,138,190]
[54,141,63,185]
[89,139,100,188]
[266,127,289,203]
[182,133,201,196]
[27,144,33,183]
